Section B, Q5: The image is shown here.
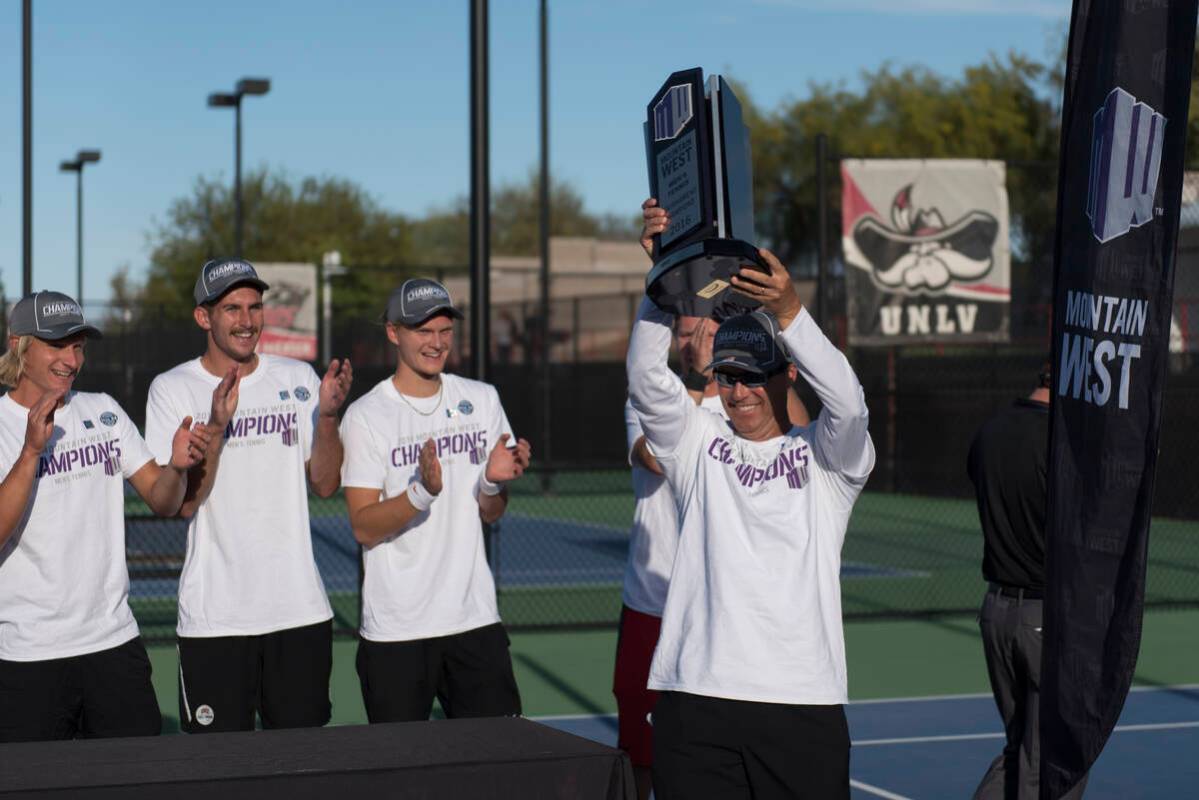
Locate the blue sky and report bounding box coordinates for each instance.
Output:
[0,0,1068,304]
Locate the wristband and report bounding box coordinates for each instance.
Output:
[683,369,709,392]
[477,473,503,497]
[407,481,436,512]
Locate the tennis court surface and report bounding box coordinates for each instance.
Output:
[535,685,1199,799]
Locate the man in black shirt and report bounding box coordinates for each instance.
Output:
[967,365,1086,800]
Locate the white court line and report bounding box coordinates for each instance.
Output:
[849,683,1199,706]
[854,720,1199,747]
[850,778,914,800]
[531,686,1199,722]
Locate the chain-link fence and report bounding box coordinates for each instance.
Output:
[18,159,1199,640]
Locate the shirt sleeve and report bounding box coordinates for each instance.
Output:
[144,376,181,467]
[625,298,696,459]
[778,308,875,483]
[339,406,385,492]
[299,364,322,462]
[112,397,154,478]
[624,397,645,467]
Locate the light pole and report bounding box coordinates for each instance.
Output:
[208,77,271,257]
[59,150,101,304]
[321,250,347,366]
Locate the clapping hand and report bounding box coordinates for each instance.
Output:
[22,390,62,457]
[168,417,214,471]
[208,367,240,432]
[319,358,353,418]
[418,438,442,495]
[485,434,532,484]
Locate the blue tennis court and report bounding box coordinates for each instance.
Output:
[125,510,923,599]
[534,685,1199,798]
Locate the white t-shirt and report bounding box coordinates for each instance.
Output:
[0,392,153,661]
[627,299,875,706]
[622,393,725,617]
[145,355,333,637]
[340,374,513,642]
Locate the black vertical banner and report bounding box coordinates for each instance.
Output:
[1044,2,1197,798]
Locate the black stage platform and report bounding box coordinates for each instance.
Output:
[0,717,634,799]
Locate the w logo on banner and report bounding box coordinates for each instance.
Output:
[1087,87,1167,243]
[653,84,692,142]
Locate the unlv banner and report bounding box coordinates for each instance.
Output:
[841,159,1010,345]
[254,262,318,361]
[1043,2,1198,798]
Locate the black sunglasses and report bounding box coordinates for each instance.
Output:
[714,369,775,388]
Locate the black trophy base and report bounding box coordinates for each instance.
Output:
[646,238,768,319]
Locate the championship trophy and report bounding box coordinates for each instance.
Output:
[644,68,766,318]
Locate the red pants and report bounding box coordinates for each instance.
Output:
[612,605,662,767]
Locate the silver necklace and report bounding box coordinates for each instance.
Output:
[396,379,444,417]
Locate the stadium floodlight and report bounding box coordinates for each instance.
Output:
[207,77,272,257]
[59,149,102,304]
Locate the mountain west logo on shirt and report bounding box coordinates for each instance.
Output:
[99,412,118,427]
[293,386,310,402]
[848,184,999,295]
[1087,87,1166,244]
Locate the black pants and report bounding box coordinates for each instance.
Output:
[177,619,332,734]
[0,637,160,742]
[652,691,850,800]
[974,589,1087,800]
[356,622,521,723]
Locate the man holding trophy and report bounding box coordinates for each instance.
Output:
[627,69,875,798]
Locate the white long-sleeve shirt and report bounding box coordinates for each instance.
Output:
[626,298,874,705]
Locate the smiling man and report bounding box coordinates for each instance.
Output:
[626,252,875,800]
[144,259,352,734]
[339,279,531,723]
[0,291,210,742]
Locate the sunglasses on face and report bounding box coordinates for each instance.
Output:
[714,369,775,388]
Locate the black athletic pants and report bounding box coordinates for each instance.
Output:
[356,622,521,723]
[177,619,332,734]
[652,690,850,800]
[0,637,160,742]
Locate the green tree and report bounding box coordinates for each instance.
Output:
[139,169,416,320]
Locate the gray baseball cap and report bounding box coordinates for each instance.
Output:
[705,311,787,375]
[193,258,270,306]
[383,279,465,325]
[8,291,102,340]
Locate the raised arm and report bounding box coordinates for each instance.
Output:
[307,358,353,498]
[0,391,59,548]
[626,298,696,458]
[732,249,873,479]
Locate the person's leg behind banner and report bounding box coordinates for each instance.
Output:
[974,590,1021,799]
[1021,598,1087,800]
